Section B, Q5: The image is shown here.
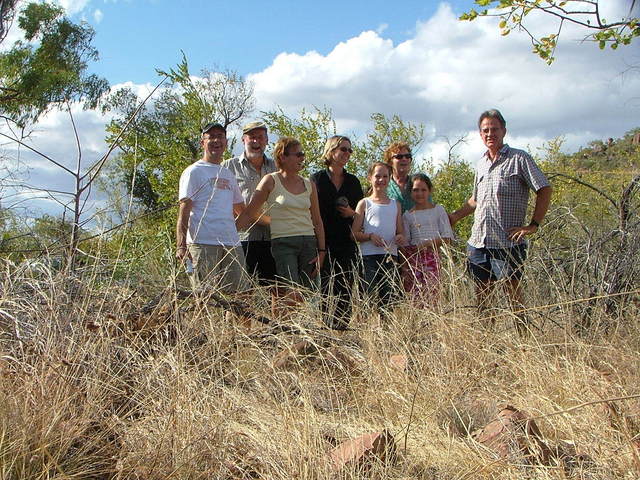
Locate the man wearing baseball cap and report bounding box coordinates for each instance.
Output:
[176,122,251,309]
[224,120,277,285]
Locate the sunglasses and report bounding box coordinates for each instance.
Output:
[339,146,354,154]
[392,153,412,160]
[289,151,306,158]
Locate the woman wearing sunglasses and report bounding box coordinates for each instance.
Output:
[237,137,325,318]
[384,141,415,213]
[311,135,364,330]
[384,141,418,292]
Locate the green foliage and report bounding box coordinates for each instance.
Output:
[459,1,639,64]
[538,130,640,249]
[355,112,426,167]
[262,108,427,181]
[103,54,254,213]
[263,105,337,176]
[0,211,87,262]
[433,159,475,241]
[0,2,109,126]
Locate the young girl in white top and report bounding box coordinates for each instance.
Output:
[402,173,454,306]
[352,162,405,317]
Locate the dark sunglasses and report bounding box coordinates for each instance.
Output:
[339,146,354,154]
[392,153,412,160]
[290,151,306,158]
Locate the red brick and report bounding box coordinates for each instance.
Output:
[328,430,396,472]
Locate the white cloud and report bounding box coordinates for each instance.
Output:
[53,0,91,16]
[249,2,640,165]
[93,9,104,23]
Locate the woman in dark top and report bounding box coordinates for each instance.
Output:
[311,135,364,330]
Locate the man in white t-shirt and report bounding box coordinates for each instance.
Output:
[176,122,250,295]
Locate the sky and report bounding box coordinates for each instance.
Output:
[1,0,639,222]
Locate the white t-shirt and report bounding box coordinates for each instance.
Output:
[360,198,400,256]
[402,205,454,246]
[178,160,244,246]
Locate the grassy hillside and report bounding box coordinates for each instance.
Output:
[1,247,638,479]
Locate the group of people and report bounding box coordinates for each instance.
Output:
[176,109,552,330]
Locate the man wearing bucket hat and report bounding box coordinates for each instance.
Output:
[224,121,277,285]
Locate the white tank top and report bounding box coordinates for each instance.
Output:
[360,198,399,256]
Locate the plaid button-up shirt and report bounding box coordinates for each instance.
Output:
[224,153,277,242]
[469,144,550,249]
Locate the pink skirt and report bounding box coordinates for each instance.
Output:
[403,246,441,306]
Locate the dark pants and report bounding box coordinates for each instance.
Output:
[362,254,401,314]
[320,246,360,330]
[242,240,276,286]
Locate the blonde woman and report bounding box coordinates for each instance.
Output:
[311,135,363,330]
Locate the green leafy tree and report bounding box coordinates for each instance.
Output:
[433,159,475,242]
[460,0,640,64]
[262,108,428,182]
[104,54,255,213]
[356,112,425,166]
[262,105,338,176]
[0,2,109,126]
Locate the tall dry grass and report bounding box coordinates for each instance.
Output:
[0,247,639,479]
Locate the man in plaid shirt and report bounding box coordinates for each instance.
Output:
[450,109,552,321]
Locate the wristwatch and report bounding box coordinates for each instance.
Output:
[529,219,540,228]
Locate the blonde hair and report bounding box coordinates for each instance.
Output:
[273,137,301,169]
[383,141,411,166]
[321,135,351,167]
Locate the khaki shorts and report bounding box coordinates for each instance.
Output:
[188,244,251,293]
[271,235,318,291]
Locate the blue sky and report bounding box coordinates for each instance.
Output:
[2,0,639,220]
[86,0,469,83]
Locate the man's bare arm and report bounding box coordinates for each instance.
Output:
[176,199,192,261]
[507,185,553,242]
[449,197,477,226]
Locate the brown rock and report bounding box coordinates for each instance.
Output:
[328,430,396,472]
[272,340,319,369]
[475,405,553,464]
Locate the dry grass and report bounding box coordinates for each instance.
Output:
[0,254,639,479]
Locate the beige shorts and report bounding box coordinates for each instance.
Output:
[188,244,251,293]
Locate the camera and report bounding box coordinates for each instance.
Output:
[335,196,349,208]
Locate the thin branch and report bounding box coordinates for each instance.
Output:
[529,393,640,421]
[67,101,82,178]
[80,76,169,185]
[0,132,75,176]
[1,180,74,197]
[546,171,618,210]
